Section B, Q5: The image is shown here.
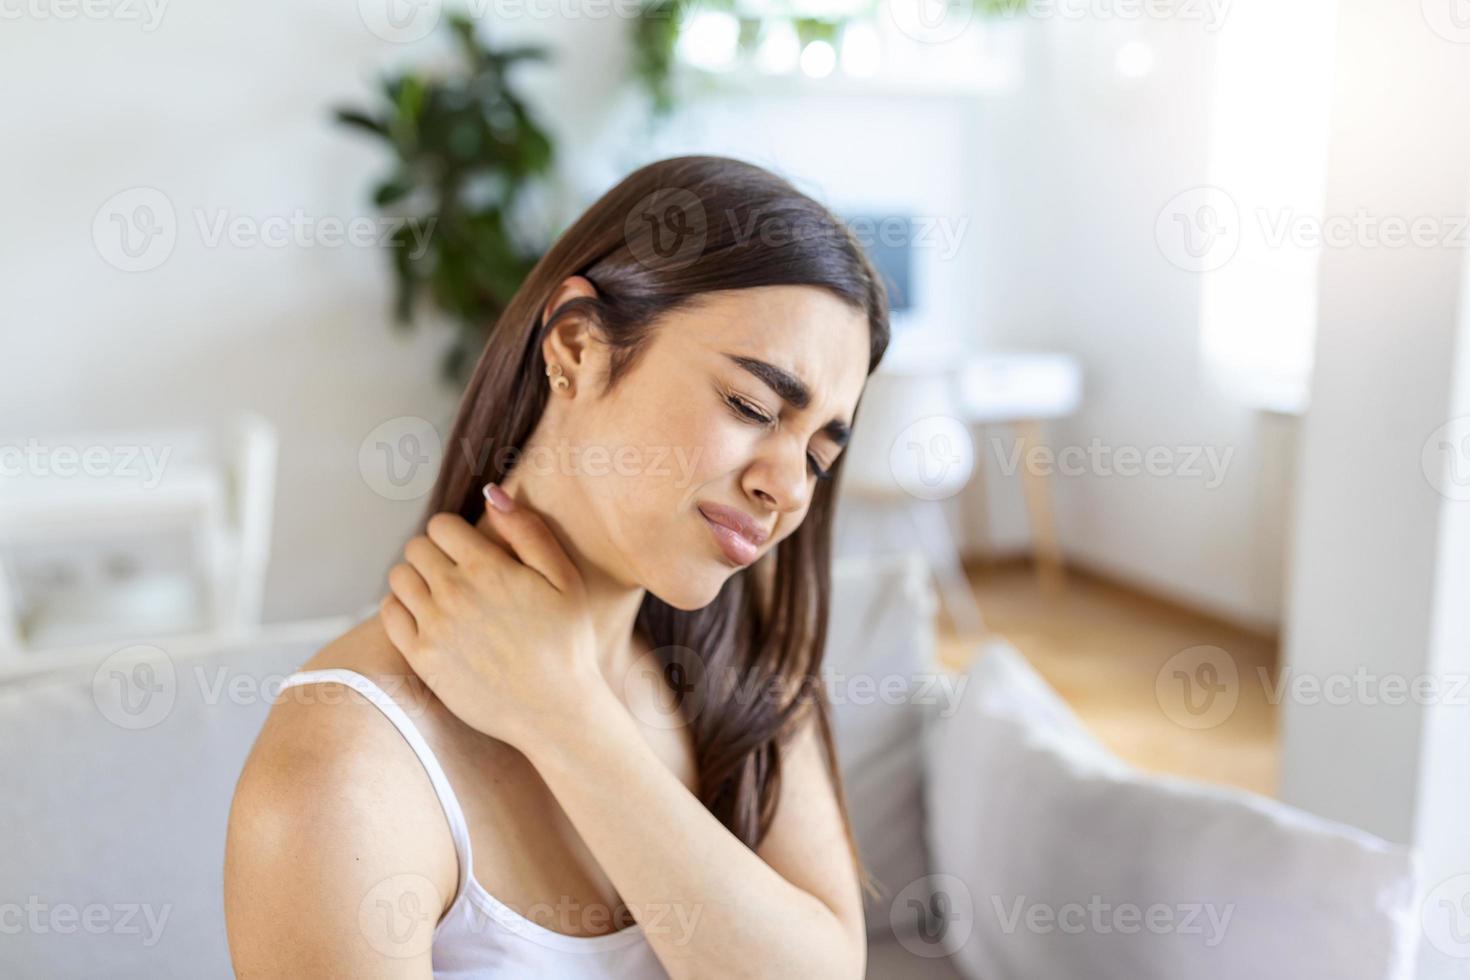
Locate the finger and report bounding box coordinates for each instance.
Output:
[426,512,512,573]
[481,483,582,595]
[378,593,418,657]
[405,534,457,589]
[387,562,431,619]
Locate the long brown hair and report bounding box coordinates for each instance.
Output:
[417,154,890,871]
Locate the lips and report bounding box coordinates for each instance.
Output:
[698,502,769,567]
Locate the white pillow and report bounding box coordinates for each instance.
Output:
[823,550,942,940]
[923,641,1421,980]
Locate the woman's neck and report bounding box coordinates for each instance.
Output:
[472,466,650,678]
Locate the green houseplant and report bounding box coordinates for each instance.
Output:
[335,13,556,384]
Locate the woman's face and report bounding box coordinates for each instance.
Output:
[537,281,872,610]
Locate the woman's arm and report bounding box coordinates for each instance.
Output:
[526,689,866,980]
[379,504,866,980]
[224,684,456,979]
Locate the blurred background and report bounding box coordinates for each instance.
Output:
[4,0,1470,976]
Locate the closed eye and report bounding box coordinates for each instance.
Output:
[723,393,834,481]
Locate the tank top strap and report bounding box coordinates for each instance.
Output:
[278,668,475,901]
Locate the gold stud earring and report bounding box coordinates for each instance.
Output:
[546,362,570,392]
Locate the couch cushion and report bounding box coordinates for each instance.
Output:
[823,550,947,943]
[924,641,1421,980]
[0,629,340,977]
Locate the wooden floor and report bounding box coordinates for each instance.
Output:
[934,561,1281,798]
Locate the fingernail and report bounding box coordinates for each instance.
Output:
[483,482,515,514]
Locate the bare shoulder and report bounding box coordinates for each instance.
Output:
[224,615,456,977]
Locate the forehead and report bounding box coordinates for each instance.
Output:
[665,285,872,415]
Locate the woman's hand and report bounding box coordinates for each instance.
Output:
[378,483,604,749]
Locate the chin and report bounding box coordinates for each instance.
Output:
[643,559,738,611]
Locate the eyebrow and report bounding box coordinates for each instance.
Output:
[723,353,852,447]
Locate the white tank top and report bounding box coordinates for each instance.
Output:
[278,668,669,979]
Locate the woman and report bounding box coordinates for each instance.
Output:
[224,154,890,978]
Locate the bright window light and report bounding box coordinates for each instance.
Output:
[800,39,837,78]
[677,11,741,72]
[839,22,881,77]
[1198,0,1339,413]
[754,21,800,75]
[1115,40,1155,79]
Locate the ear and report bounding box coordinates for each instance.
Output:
[539,275,602,379]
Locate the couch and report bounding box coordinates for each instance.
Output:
[0,553,1421,978]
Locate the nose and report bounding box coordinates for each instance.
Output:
[742,431,811,516]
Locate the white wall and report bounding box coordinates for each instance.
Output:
[1276,0,1470,887]
[0,4,632,624]
[2,6,1297,633]
[956,15,1298,630]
